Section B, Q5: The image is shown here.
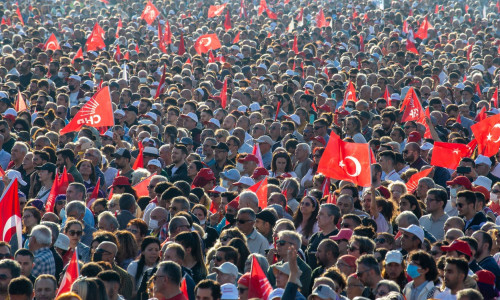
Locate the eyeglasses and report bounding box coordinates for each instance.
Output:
[237,219,252,224]
[0,254,10,259]
[68,230,83,237]
[277,240,291,246]
[300,201,311,207]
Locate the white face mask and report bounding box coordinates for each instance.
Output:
[148,219,159,230]
[58,72,64,79]
[150,89,157,97]
[450,188,457,198]
[199,219,206,225]
[139,77,147,83]
[490,192,498,203]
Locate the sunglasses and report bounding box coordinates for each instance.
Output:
[238,287,248,293]
[374,238,386,244]
[0,254,10,259]
[276,240,290,246]
[68,230,82,237]
[237,219,252,224]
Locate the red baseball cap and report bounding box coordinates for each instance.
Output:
[473,185,490,201]
[277,172,293,179]
[111,176,131,187]
[441,240,472,257]
[475,270,495,285]
[318,104,331,112]
[238,273,250,286]
[196,168,216,181]
[407,131,422,143]
[238,154,259,164]
[330,228,353,241]
[311,136,327,147]
[338,255,357,268]
[446,176,472,190]
[251,167,269,179]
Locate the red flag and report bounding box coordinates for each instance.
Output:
[431,142,471,169]
[497,1,500,13]
[132,142,144,170]
[114,45,122,62]
[359,35,365,52]
[475,84,482,97]
[492,87,499,108]
[233,32,240,43]
[248,255,273,300]
[292,35,299,54]
[418,57,422,65]
[471,113,500,157]
[296,8,304,21]
[252,144,265,168]
[60,87,114,134]
[220,78,228,109]
[208,4,227,18]
[0,179,22,249]
[414,16,433,40]
[43,33,61,51]
[133,172,156,198]
[321,177,330,198]
[316,8,327,28]
[247,178,268,209]
[208,50,215,63]
[123,51,130,60]
[71,47,84,64]
[383,86,391,107]
[474,106,487,122]
[406,39,419,54]
[185,58,191,64]
[158,23,167,53]
[44,171,60,212]
[406,168,432,193]
[180,277,188,299]
[265,7,277,19]
[466,45,472,61]
[352,10,358,19]
[85,23,106,51]
[457,113,462,124]
[317,133,374,187]
[178,33,186,55]
[420,107,432,139]
[258,0,267,15]
[116,19,122,38]
[209,200,218,214]
[16,7,24,26]
[274,100,281,121]
[155,64,167,99]
[56,247,80,296]
[400,87,423,122]
[0,166,5,178]
[15,90,27,112]
[224,10,232,31]
[140,1,160,25]
[435,4,439,14]
[341,81,357,109]
[164,21,172,45]
[464,4,469,13]
[86,178,101,209]
[239,0,247,18]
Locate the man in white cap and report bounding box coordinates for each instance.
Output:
[475,155,500,184]
[400,224,425,254]
[220,283,238,300]
[214,262,238,285]
[67,75,83,106]
[308,284,338,300]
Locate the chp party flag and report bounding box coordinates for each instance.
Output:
[85,23,106,51]
[194,34,222,54]
[59,86,114,134]
[208,4,227,18]
[471,113,500,157]
[400,87,424,122]
[406,168,432,193]
[0,178,22,249]
[414,16,433,40]
[248,256,273,299]
[224,10,232,31]
[141,1,160,25]
[133,172,157,198]
[317,133,374,187]
[316,8,327,28]
[43,33,61,51]
[56,247,80,296]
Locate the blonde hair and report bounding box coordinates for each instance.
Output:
[56,292,82,300]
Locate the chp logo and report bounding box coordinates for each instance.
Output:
[76,96,103,126]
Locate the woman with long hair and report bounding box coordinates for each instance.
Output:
[301,147,325,189]
[77,159,97,190]
[369,186,396,233]
[175,231,207,284]
[187,160,205,182]
[71,277,108,300]
[269,151,296,178]
[399,194,423,219]
[63,218,91,264]
[10,206,41,254]
[228,238,250,273]
[293,195,320,248]
[127,237,161,292]
[115,230,138,270]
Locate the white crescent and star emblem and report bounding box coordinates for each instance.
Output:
[200,37,212,47]
[339,156,362,177]
[487,124,500,143]
[47,41,57,49]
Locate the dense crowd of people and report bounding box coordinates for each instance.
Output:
[0,0,500,299]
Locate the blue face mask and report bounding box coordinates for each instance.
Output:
[406,264,421,279]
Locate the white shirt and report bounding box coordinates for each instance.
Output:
[385,169,402,182]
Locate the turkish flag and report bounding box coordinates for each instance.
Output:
[71,47,84,64]
[86,23,106,51]
[292,35,299,54]
[158,23,167,53]
[220,78,228,109]
[0,179,22,249]
[248,178,268,209]
[406,39,419,54]
[86,178,101,210]
[471,113,500,157]
[341,81,357,109]
[194,34,221,54]
[141,1,160,25]
[208,4,227,18]
[45,167,69,212]
[383,86,391,107]
[406,168,432,193]
[114,44,122,62]
[265,7,277,19]
[431,142,472,170]
[400,87,423,122]
[208,51,215,63]
[60,86,114,135]
[15,90,27,112]
[56,247,80,296]
[133,172,157,198]
[318,133,374,187]
[233,31,240,43]
[252,144,264,168]
[321,177,331,198]
[414,16,433,40]
[116,18,122,38]
[491,87,498,108]
[248,256,273,300]
[155,64,167,99]
[43,33,61,51]
[296,7,304,21]
[132,141,144,170]
[178,33,185,55]
[474,106,487,122]
[316,8,327,28]
[258,0,267,15]
[224,10,232,31]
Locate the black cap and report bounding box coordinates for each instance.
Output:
[124,106,138,115]
[215,142,229,152]
[256,210,277,227]
[111,148,132,159]
[35,162,57,174]
[0,98,11,105]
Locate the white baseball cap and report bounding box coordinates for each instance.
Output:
[400,225,424,243]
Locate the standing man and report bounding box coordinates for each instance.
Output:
[14,249,36,283]
[471,230,500,287]
[436,258,468,299]
[420,189,449,240]
[306,204,340,270]
[111,148,135,180]
[165,145,190,183]
[153,261,187,300]
[378,151,402,182]
[356,255,384,299]
[236,208,268,255]
[56,149,83,183]
[29,225,55,277]
[34,275,57,300]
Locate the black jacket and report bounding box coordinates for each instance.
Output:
[165,163,191,183]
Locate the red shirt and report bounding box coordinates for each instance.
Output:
[163,292,187,300]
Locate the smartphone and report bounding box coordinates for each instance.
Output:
[457,166,471,174]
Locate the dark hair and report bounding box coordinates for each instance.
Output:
[427,188,448,210]
[378,150,396,165]
[14,249,34,261]
[457,190,476,205]
[0,258,21,277]
[227,239,249,273]
[97,270,121,284]
[134,237,161,285]
[322,266,347,290]
[175,232,207,277]
[174,144,188,156]
[127,219,148,237]
[195,279,221,300]
[357,254,381,275]
[271,151,293,173]
[474,230,493,252]
[319,239,340,260]
[80,262,104,277]
[400,194,423,218]
[293,196,320,238]
[56,148,75,163]
[115,230,138,266]
[409,251,438,282]
[445,257,469,281]
[8,276,33,297]
[158,261,182,285]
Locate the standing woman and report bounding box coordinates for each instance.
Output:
[293,195,320,249]
[175,231,207,284]
[269,151,297,178]
[10,206,41,255]
[63,219,91,264]
[127,237,161,296]
[77,159,97,190]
